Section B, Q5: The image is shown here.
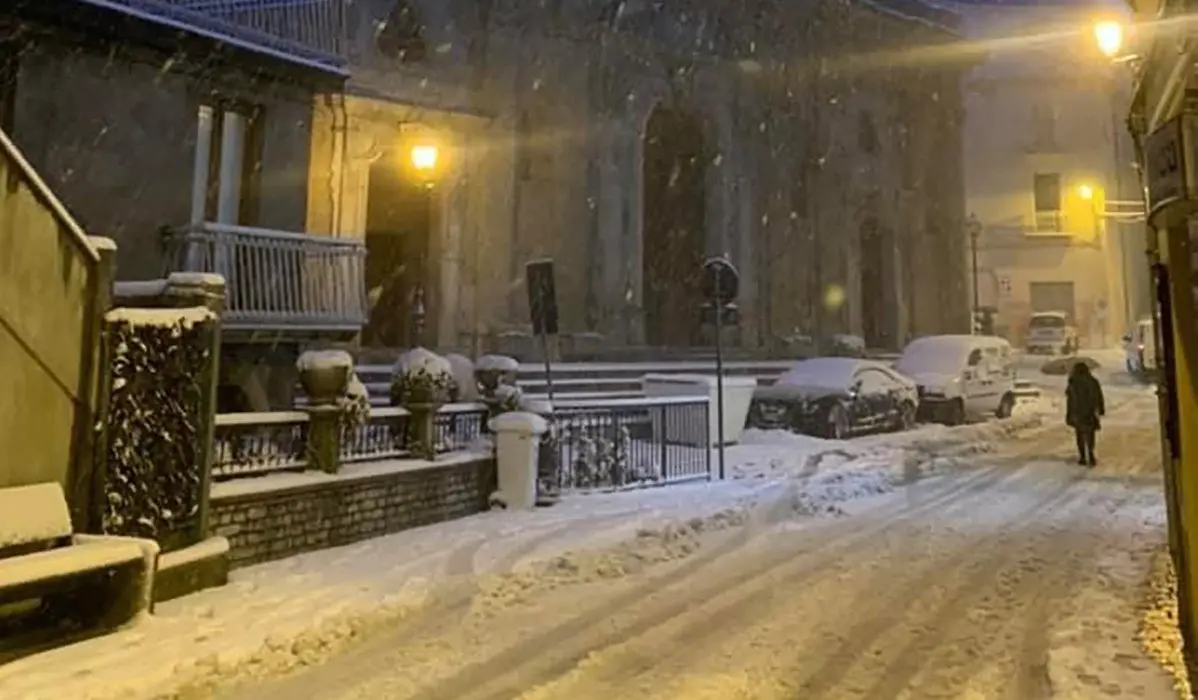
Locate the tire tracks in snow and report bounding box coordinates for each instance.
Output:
[538,466,1083,697]
[415,462,1043,700]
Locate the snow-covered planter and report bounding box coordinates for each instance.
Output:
[390,348,457,407]
[390,348,458,460]
[100,307,218,551]
[475,354,519,396]
[296,350,353,406]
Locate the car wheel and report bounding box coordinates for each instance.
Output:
[946,398,966,426]
[897,401,917,431]
[996,393,1015,419]
[828,404,850,439]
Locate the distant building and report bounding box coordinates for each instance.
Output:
[952,1,1145,348]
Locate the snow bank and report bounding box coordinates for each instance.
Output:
[104,306,214,328]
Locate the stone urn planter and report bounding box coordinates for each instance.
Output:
[391,348,458,461]
[296,350,354,473]
[296,350,353,406]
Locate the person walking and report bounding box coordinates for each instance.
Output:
[1066,361,1105,466]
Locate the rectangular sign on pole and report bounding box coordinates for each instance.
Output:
[525,258,558,404]
[526,259,559,337]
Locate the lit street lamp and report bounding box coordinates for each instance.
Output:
[410,144,439,173]
[1078,183,1095,201]
[1093,20,1125,59]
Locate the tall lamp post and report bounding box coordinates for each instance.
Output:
[408,141,440,347]
[1093,19,1136,330]
[967,213,982,331]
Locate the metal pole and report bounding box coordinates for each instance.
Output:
[970,229,980,324]
[714,297,726,481]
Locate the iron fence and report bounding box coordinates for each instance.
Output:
[212,403,489,480]
[85,0,346,71]
[550,396,711,491]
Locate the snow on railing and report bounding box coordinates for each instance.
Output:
[211,403,488,480]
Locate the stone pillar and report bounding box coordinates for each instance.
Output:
[489,411,548,510]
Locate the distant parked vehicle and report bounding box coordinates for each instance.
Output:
[895,334,1017,425]
[1123,316,1158,376]
[1025,311,1079,355]
[745,357,919,439]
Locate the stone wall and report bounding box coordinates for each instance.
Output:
[209,455,495,568]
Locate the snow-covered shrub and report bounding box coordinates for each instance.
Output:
[562,423,633,489]
[389,348,458,406]
[101,307,217,549]
[445,353,479,402]
[341,372,371,432]
[826,334,866,357]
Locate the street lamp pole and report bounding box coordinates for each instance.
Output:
[967,214,982,329]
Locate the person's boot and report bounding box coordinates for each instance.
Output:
[1089,455,1098,467]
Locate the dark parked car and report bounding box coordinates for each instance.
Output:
[745,357,920,439]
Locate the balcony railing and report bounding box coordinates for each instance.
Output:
[168,221,367,336]
[79,0,346,72]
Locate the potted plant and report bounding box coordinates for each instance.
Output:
[390,348,458,460]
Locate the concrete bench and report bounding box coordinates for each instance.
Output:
[0,483,159,639]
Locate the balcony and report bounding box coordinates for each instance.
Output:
[165,222,367,339]
[75,0,346,73]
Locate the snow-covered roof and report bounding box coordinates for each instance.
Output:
[1031,310,1068,318]
[774,357,864,392]
[896,335,975,374]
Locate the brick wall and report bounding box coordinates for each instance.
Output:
[209,455,496,568]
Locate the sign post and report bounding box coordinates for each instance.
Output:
[701,256,739,481]
[526,259,559,405]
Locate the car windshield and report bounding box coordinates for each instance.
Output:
[895,337,971,375]
[1029,315,1066,329]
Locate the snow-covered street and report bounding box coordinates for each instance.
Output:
[0,378,1176,700]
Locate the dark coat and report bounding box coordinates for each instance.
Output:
[1066,370,1105,431]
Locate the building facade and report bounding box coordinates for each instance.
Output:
[2,0,363,409]
[954,1,1144,348]
[309,0,974,356]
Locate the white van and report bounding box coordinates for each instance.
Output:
[894,334,1017,425]
[1025,311,1079,355]
[1124,316,1158,374]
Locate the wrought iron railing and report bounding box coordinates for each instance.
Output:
[212,403,489,480]
[81,0,346,72]
[168,221,367,333]
[551,396,712,490]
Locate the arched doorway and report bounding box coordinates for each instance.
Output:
[362,143,435,348]
[860,218,887,349]
[642,107,707,347]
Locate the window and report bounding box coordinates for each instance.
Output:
[1032,173,1062,232]
[195,103,265,226]
[967,349,982,367]
[1029,104,1057,151]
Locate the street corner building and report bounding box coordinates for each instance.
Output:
[0,0,971,404]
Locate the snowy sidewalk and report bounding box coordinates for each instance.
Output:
[0,412,1052,700]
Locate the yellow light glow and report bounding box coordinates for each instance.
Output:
[1093,20,1124,59]
[1078,184,1095,201]
[410,144,439,171]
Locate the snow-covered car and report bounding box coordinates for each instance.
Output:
[1025,311,1078,355]
[895,334,1017,425]
[745,357,919,439]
